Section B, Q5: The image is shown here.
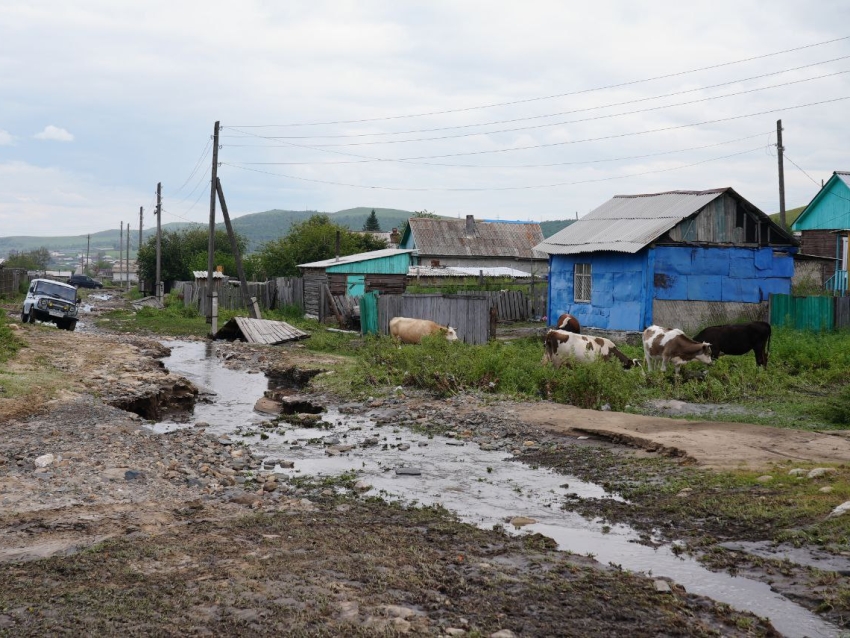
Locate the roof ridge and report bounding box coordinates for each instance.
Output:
[615,188,729,199]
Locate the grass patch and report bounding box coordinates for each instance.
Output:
[0,312,23,363]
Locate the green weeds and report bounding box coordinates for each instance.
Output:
[0,312,23,363]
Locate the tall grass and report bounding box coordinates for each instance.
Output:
[0,312,23,363]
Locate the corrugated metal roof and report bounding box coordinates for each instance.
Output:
[192,271,226,279]
[409,218,546,260]
[836,171,850,187]
[408,265,531,278]
[535,189,725,255]
[298,248,413,269]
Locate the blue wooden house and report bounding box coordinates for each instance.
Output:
[791,171,850,294]
[535,188,797,333]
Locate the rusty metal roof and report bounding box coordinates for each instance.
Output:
[534,189,727,255]
[408,218,546,259]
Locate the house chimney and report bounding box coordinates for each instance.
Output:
[465,214,475,235]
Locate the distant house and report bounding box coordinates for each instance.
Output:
[535,188,797,333]
[790,171,850,294]
[400,216,547,275]
[298,249,413,318]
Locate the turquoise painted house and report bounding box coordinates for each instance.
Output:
[535,188,797,334]
[791,171,850,294]
[298,249,412,318]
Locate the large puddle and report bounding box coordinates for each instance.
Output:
[152,340,839,638]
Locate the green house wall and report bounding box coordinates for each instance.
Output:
[792,175,850,231]
[324,252,411,275]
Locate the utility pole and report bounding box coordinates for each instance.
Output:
[138,206,143,290]
[85,234,90,275]
[126,223,130,292]
[155,182,162,301]
[216,178,261,319]
[119,221,123,286]
[777,119,787,231]
[206,121,220,335]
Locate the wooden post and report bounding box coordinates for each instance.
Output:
[206,120,220,334]
[85,234,90,275]
[777,119,787,231]
[138,206,143,288]
[216,178,261,319]
[119,221,123,284]
[155,182,162,301]
[126,223,130,291]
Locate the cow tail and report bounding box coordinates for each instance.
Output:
[766,327,772,359]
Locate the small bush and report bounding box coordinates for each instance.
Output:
[819,385,850,425]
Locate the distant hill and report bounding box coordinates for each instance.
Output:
[768,205,806,228]
[540,219,576,238]
[0,207,417,258]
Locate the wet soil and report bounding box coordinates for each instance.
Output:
[0,295,846,636]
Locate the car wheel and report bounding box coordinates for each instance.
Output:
[28,307,36,324]
[21,309,27,323]
[67,321,77,332]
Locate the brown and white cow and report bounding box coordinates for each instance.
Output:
[642,325,713,374]
[389,317,458,344]
[692,321,771,368]
[555,313,581,334]
[543,329,640,369]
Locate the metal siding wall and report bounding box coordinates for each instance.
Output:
[794,180,850,231]
[770,294,835,331]
[326,253,411,275]
[547,252,645,331]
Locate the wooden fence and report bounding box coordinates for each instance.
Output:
[377,294,493,345]
[0,268,29,295]
[175,277,304,315]
[455,289,545,321]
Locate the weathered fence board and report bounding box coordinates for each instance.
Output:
[178,278,305,314]
[835,297,850,330]
[0,268,29,295]
[454,289,544,322]
[377,294,492,345]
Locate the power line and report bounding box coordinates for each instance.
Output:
[228,71,850,148]
[222,146,764,192]
[231,131,772,169]
[173,138,212,194]
[223,57,850,141]
[224,35,850,128]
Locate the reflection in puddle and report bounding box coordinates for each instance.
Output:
[152,340,839,638]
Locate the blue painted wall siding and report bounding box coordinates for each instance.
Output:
[653,246,793,304]
[548,245,795,331]
[548,252,649,331]
[792,176,850,231]
[325,252,411,275]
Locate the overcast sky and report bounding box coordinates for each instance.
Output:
[1,1,849,238]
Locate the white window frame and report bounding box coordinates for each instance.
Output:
[574,263,592,303]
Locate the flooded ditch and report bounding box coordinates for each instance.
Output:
[150,340,841,638]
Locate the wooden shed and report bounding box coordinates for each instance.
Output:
[298,249,413,319]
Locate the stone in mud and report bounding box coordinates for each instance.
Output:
[509,516,537,528]
[102,467,131,480]
[828,501,850,519]
[820,486,834,493]
[398,443,411,451]
[325,448,341,457]
[417,441,428,447]
[654,579,672,593]
[34,454,55,468]
[755,475,773,483]
[788,468,806,476]
[194,421,209,428]
[807,467,836,479]
[445,629,465,636]
[490,631,517,638]
[254,397,282,415]
[446,441,464,447]
[124,470,144,480]
[217,438,232,446]
[363,437,380,446]
[395,467,422,476]
[380,604,421,619]
[229,493,263,506]
[337,600,359,621]
[353,480,372,493]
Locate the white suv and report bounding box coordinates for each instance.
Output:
[22,278,80,331]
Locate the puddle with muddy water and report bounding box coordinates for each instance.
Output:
[151,340,839,638]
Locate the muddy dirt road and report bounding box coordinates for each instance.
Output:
[0,298,847,636]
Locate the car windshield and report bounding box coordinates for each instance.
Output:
[35,281,76,302]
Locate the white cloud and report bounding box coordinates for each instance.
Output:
[0,129,12,145]
[33,125,74,142]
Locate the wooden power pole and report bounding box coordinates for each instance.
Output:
[777,119,787,231]
[206,121,220,335]
[216,178,261,319]
[119,221,123,285]
[138,206,143,289]
[126,223,130,291]
[85,234,90,275]
[155,182,162,301]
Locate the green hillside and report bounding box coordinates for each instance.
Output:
[540,219,576,238]
[0,207,417,258]
[768,205,806,228]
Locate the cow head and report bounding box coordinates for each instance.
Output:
[696,343,713,365]
[444,326,459,342]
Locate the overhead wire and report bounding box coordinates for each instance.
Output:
[224,35,850,127]
[222,146,765,192]
[222,56,850,141]
[173,138,213,194]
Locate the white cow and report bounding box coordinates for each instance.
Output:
[389,317,458,344]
